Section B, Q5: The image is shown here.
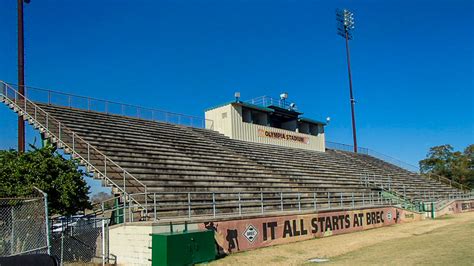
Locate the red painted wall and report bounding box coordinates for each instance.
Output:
[198,207,423,254]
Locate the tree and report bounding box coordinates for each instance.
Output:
[91,191,114,209]
[0,145,91,215]
[419,144,474,188]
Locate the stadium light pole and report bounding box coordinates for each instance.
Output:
[336,9,358,153]
[17,0,30,153]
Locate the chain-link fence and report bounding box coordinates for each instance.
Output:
[0,195,50,257]
[50,216,112,265]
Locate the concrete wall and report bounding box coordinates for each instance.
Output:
[205,103,325,152]
[435,199,474,217]
[109,225,152,266]
[205,104,234,138]
[197,206,423,254]
[108,200,473,264]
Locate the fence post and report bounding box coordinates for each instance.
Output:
[212,193,216,218]
[44,194,51,255]
[280,192,283,211]
[352,192,354,208]
[144,188,148,220]
[10,205,15,255]
[129,197,132,223]
[298,193,301,212]
[60,231,64,265]
[327,192,330,209]
[154,193,157,221]
[123,195,126,225]
[102,219,106,266]
[313,192,317,210]
[123,171,126,195]
[238,192,242,216]
[188,193,191,219]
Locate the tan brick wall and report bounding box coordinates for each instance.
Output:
[109,225,152,266]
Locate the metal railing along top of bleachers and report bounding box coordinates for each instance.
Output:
[7,83,214,130]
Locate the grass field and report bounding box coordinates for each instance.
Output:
[208,212,474,266]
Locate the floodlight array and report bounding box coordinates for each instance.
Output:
[336,9,355,40]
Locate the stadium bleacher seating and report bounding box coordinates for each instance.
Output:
[39,104,460,203]
[1,90,463,218]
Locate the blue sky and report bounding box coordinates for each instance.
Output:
[1,0,473,175]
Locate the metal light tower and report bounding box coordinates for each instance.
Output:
[17,0,30,152]
[336,9,358,153]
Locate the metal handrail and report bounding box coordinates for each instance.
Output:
[7,83,214,130]
[424,173,469,191]
[1,81,147,214]
[129,190,392,221]
[328,142,470,191]
[246,96,292,109]
[326,141,418,172]
[326,141,369,154]
[360,173,416,203]
[365,149,419,173]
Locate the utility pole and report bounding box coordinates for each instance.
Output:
[336,9,358,153]
[17,0,30,152]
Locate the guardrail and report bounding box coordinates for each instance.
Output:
[0,81,147,217]
[448,191,474,200]
[325,141,369,154]
[7,83,214,130]
[246,95,293,110]
[325,141,420,173]
[100,189,474,222]
[326,141,471,191]
[366,149,419,173]
[360,173,415,202]
[125,190,393,221]
[424,173,470,192]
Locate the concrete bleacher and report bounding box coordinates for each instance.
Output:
[2,93,463,217]
[329,150,460,201]
[33,104,376,213]
[191,128,459,202]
